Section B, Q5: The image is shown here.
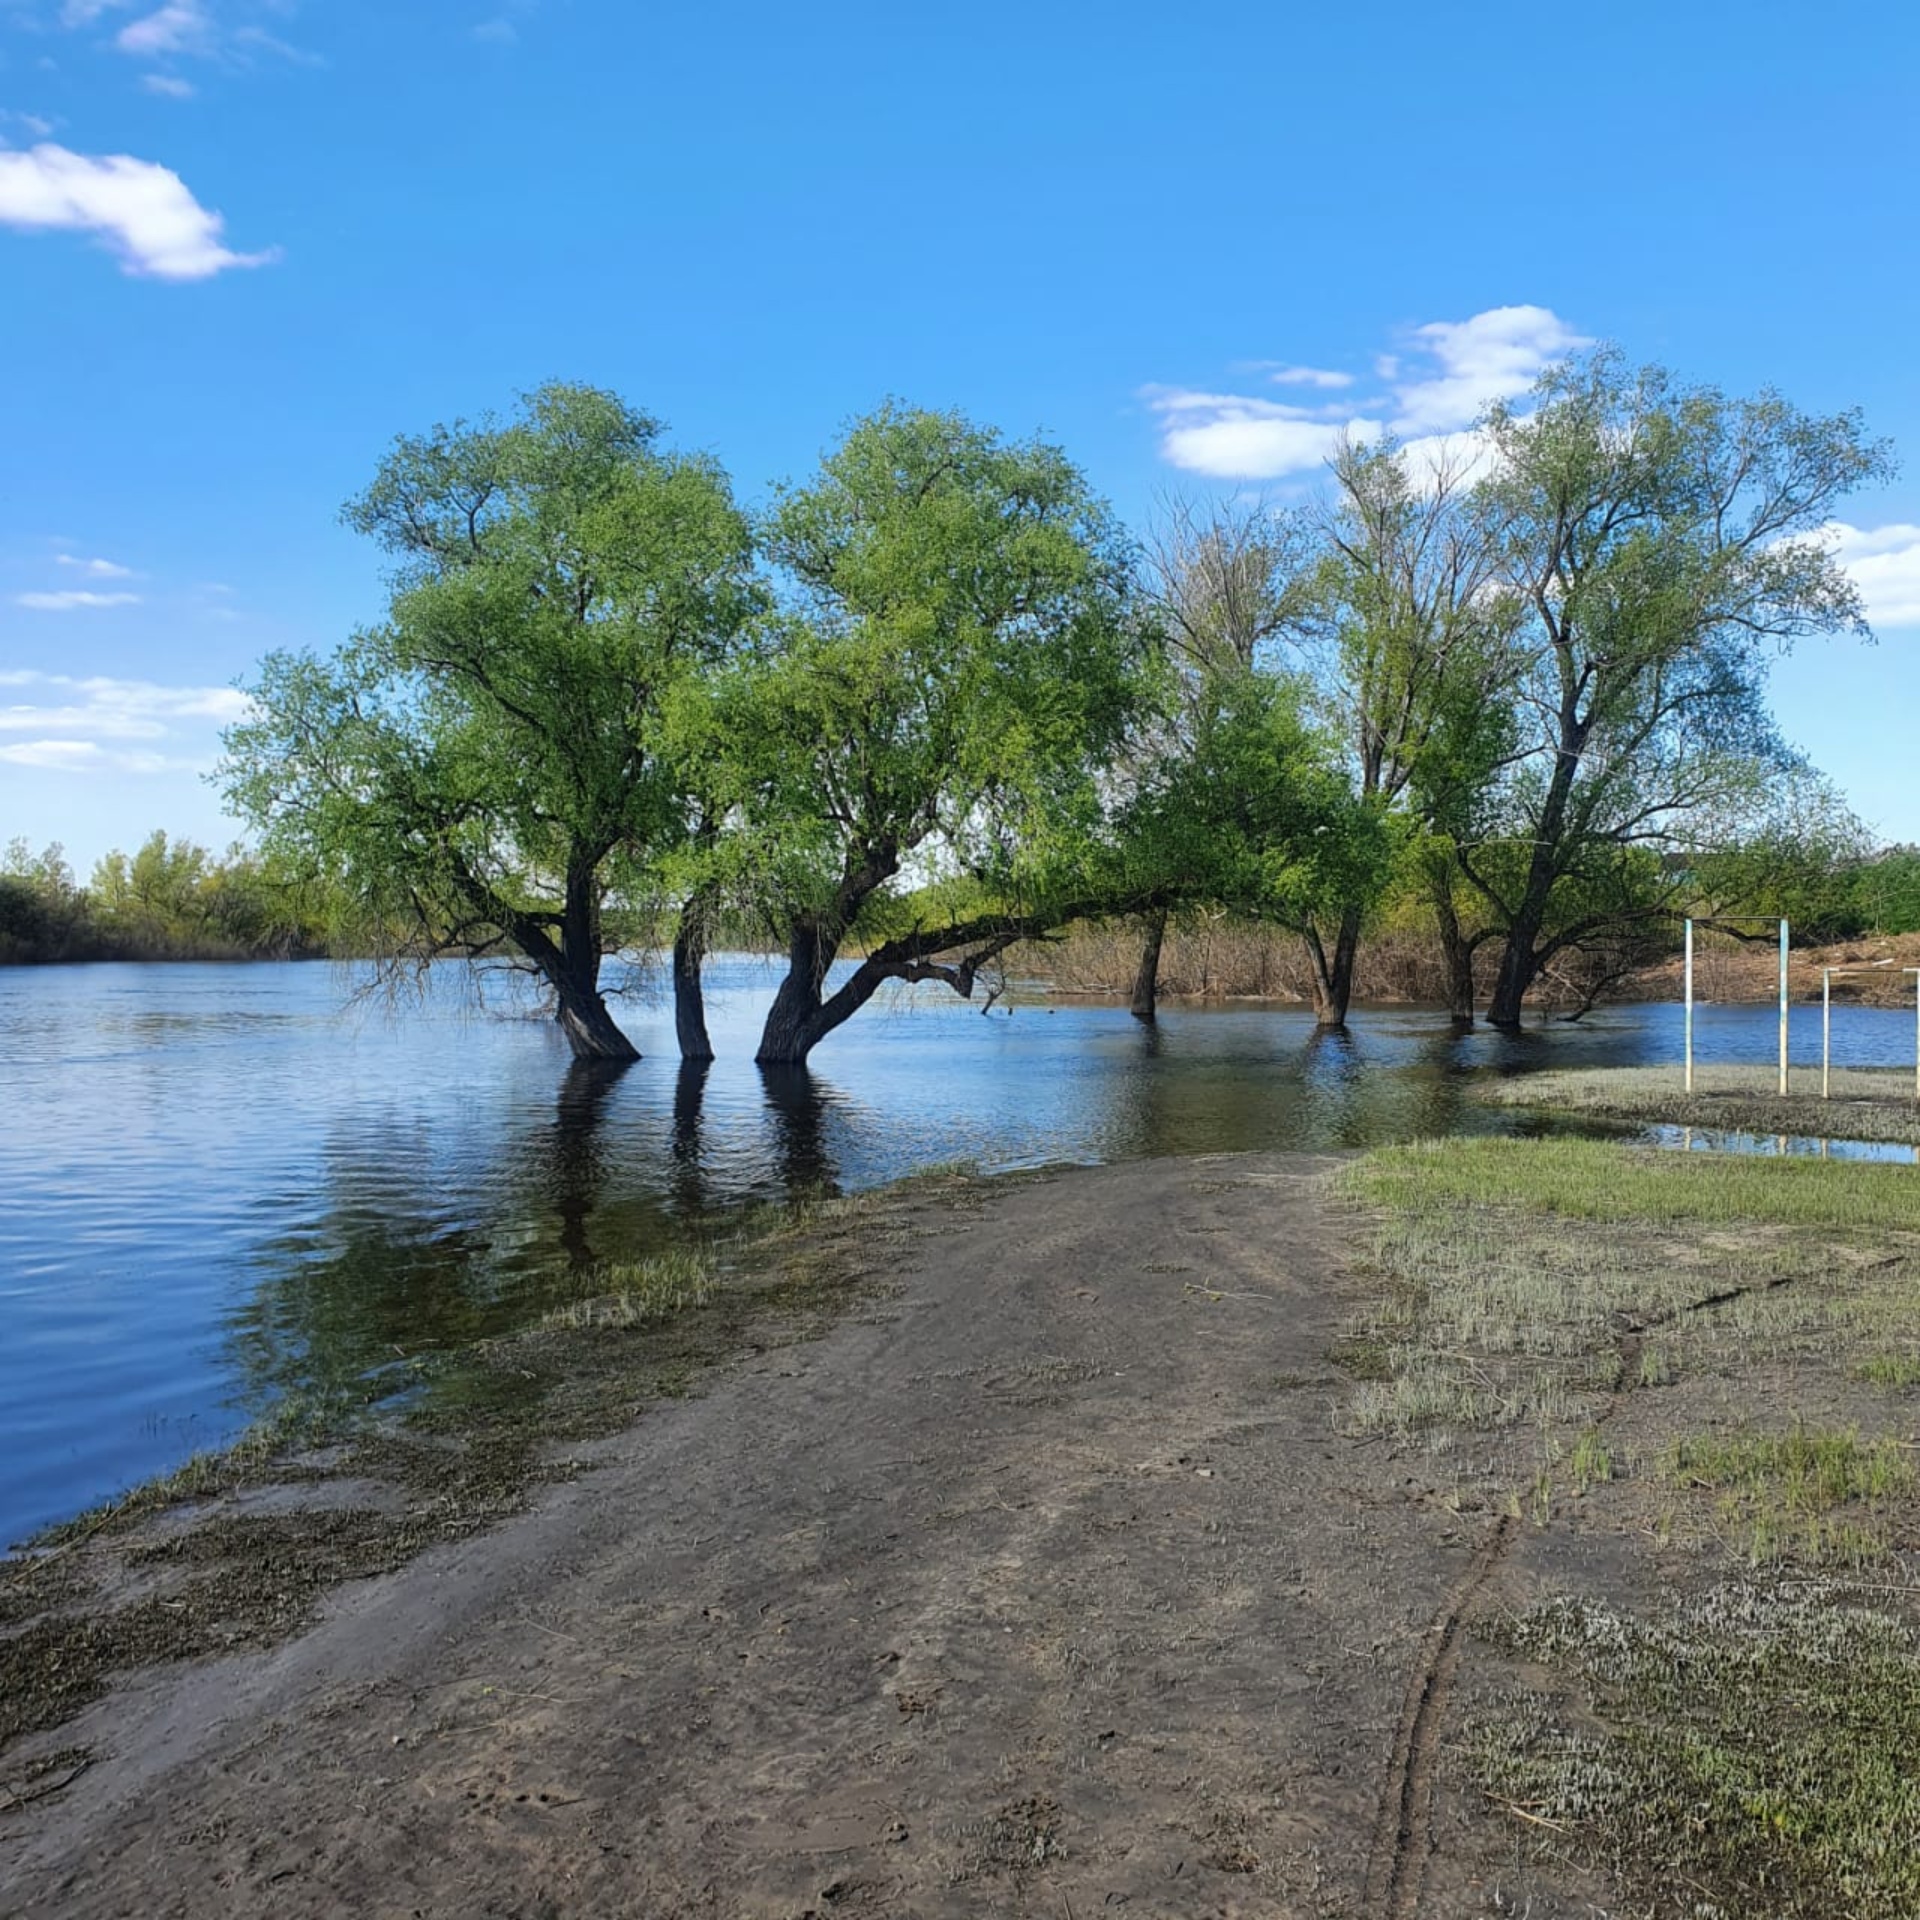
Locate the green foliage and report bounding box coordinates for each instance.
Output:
[1461,351,1893,1018]
[674,402,1159,1060]
[707,402,1151,922]
[0,833,352,964]
[222,384,760,1056]
[1113,669,1390,928]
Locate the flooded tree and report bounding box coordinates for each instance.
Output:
[1465,355,1891,1029]
[692,404,1155,1067]
[222,385,761,1061]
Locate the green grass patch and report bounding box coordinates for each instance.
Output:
[1343,1135,1920,1233]
[1854,1351,1920,1390]
[1658,1426,1914,1565]
[1476,1584,1920,1918]
[1475,1064,1920,1149]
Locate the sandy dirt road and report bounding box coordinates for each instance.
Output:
[1,1154,1572,1918]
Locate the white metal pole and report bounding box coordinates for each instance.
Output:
[1823,968,1832,1100]
[1779,919,1791,1096]
[1909,968,1919,1107]
[1684,918,1695,1094]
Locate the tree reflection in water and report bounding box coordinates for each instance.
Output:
[758,1064,841,1196]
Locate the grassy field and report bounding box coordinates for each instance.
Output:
[1477,1063,1920,1147]
[1340,1135,1920,1916]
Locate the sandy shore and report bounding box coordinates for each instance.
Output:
[16,1141,1917,1916]
[3,1153,1568,1919]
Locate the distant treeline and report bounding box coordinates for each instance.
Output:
[0,833,366,965]
[1019,843,1920,1007]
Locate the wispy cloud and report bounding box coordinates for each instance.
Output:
[140,71,195,96]
[1148,304,1590,481]
[1821,523,1920,630]
[42,0,318,70]
[0,142,277,279]
[56,553,137,578]
[16,588,142,609]
[59,0,137,24]
[116,0,211,56]
[0,738,202,773]
[1254,363,1356,391]
[0,671,249,776]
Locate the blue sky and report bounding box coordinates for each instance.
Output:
[2,0,1916,871]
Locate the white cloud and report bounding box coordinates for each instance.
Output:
[1264,364,1355,390]
[0,142,276,279]
[0,739,108,769]
[16,589,141,609]
[1144,387,1383,480]
[116,0,211,56]
[60,0,137,23]
[56,553,137,578]
[1391,305,1592,433]
[474,17,517,42]
[1821,523,1920,629]
[141,72,196,96]
[0,672,251,769]
[1149,304,1588,481]
[0,738,198,774]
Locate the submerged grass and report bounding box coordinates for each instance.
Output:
[0,1169,989,1756]
[539,1248,719,1331]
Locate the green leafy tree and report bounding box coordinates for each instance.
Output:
[1288,438,1521,1025]
[1122,496,1307,1018]
[691,404,1154,1066]
[1111,669,1386,971]
[1462,353,1892,1028]
[222,385,761,1061]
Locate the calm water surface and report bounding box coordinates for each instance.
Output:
[2,958,1914,1546]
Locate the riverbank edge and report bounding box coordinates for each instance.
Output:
[1474,1062,1920,1147]
[0,1165,1020,1762]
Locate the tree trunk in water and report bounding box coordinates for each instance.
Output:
[1313,910,1363,1029]
[1486,918,1543,1031]
[1431,879,1476,1025]
[549,864,639,1062]
[1129,907,1168,1022]
[1302,911,1360,1030]
[756,921,895,1066]
[552,972,640,1061]
[672,900,714,1063]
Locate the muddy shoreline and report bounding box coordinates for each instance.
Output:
[6,1147,1920,1917]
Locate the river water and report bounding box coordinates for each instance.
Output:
[2,958,1914,1547]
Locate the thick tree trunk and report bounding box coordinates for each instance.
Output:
[1486,914,1545,1031]
[1129,907,1168,1022]
[552,971,640,1061]
[1430,877,1476,1025]
[1302,910,1362,1030]
[672,895,714,1063]
[547,864,639,1062]
[1487,719,1586,1032]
